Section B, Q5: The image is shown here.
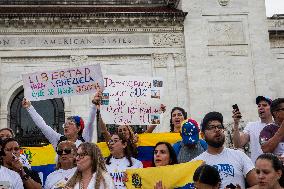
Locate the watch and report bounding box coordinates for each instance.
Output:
[21,174,30,181]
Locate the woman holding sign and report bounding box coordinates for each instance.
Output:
[22,91,101,150]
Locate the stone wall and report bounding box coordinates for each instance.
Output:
[181,0,279,126]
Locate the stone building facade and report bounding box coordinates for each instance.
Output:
[0,0,283,144]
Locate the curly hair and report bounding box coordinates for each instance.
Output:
[65,142,107,189]
[106,133,133,167]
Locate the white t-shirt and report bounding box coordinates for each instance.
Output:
[0,166,24,189]
[243,121,267,163]
[106,156,143,189]
[193,148,254,189]
[73,171,115,189]
[44,167,76,189]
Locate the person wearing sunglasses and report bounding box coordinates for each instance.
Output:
[105,133,143,189]
[260,98,284,157]
[44,141,77,189]
[22,90,102,150]
[192,111,257,189]
[0,138,41,189]
[65,142,115,189]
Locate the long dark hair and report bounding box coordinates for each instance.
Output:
[256,153,284,187]
[170,107,187,132]
[0,138,19,165]
[152,142,178,167]
[106,133,133,167]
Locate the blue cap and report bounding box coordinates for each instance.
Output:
[181,119,199,145]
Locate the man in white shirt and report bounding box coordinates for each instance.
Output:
[193,111,257,189]
[232,96,273,164]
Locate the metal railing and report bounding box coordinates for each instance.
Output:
[0,0,167,5]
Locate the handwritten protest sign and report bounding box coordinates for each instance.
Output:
[100,76,163,125]
[22,64,103,101]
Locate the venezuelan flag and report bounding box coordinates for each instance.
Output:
[97,133,182,167]
[21,144,56,184]
[125,160,203,189]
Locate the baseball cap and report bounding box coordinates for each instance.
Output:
[181,118,199,145]
[256,96,272,105]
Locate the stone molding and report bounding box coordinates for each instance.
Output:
[0,26,184,35]
[153,33,184,47]
[173,53,185,67]
[70,55,88,66]
[152,53,169,68]
[218,0,230,6]
[0,57,68,64]
[0,14,186,32]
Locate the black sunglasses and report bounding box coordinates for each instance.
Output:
[57,148,72,156]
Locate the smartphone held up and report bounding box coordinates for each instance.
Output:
[232,104,242,119]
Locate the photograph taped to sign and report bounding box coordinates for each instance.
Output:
[22,64,104,101]
[101,76,164,125]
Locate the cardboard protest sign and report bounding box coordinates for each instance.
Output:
[100,76,163,125]
[22,64,103,101]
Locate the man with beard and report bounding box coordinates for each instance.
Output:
[193,112,257,189]
[232,96,273,163]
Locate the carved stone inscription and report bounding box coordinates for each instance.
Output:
[208,21,246,45]
[0,35,149,49]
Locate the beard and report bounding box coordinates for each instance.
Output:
[205,135,225,148]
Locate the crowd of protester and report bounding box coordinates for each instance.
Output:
[1,94,284,189]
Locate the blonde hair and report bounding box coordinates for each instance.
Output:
[56,141,77,170]
[65,142,107,188]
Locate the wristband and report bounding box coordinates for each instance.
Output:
[21,174,30,181]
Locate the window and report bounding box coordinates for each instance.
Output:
[9,89,65,146]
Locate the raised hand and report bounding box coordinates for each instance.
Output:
[232,109,242,125]
[154,181,167,189]
[92,88,102,108]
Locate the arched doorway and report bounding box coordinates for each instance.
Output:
[9,88,65,146]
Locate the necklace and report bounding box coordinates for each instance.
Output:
[80,180,84,189]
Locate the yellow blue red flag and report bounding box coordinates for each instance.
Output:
[97,133,182,167]
[125,160,203,189]
[21,144,56,183]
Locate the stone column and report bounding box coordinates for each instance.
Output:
[180,0,274,123]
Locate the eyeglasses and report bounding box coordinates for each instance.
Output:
[76,152,88,159]
[4,147,20,152]
[57,148,72,156]
[62,122,76,128]
[205,125,224,131]
[108,139,121,144]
